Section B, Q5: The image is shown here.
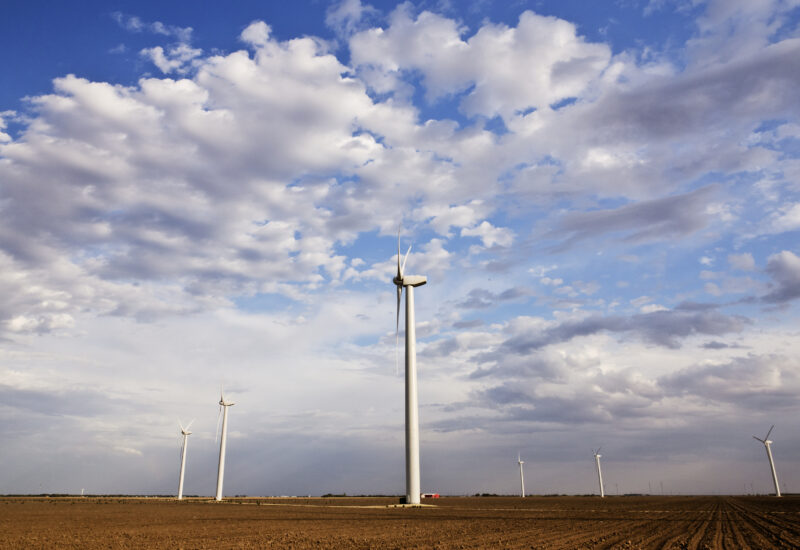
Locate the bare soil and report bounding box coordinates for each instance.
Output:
[2,495,799,549]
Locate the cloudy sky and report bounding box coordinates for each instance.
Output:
[1,0,799,497]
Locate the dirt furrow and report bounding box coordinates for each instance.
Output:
[717,502,748,550]
[685,498,719,550]
[628,510,706,549]
[5,496,800,549]
[726,498,800,548]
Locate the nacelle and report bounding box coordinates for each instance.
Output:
[402,275,427,287]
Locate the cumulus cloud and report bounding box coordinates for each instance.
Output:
[464,350,799,431]
[326,0,379,38]
[240,21,271,47]
[0,29,407,334]
[141,44,203,74]
[660,354,797,409]
[0,110,14,142]
[350,7,611,120]
[762,250,800,303]
[764,202,800,234]
[460,220,514,248]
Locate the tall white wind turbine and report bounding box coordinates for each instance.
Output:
[517,452,525,497]
[394,231,427,505]
[177,419,194,500]
[215,391,235,502]
[593,448,605,498]
[753,425,781,497]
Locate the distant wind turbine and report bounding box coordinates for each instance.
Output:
[753,425,781,497]
[593,448,605,498]
[394,230,427,505]
[177,419,194,500]
[215,391,235,502]
[517,452,525,497]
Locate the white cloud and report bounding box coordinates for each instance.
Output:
[326,0,378,37]
[630,295,653,308]
[640,303,668,313]
[0,110,14,142]
[540,277,563,286]
[350,7,611,120]
[460,221,514,248]
[766,202,800,234]
[112,12,193,42]
[141,44,203,74]
[240,21,272,47]
[422,200,488,236]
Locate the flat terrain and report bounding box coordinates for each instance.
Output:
[2,495,800,549]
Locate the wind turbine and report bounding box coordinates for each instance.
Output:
[593,448,605,498]
[753,425,781,497]
[517,452,525,497]
[394,230,426,505]
[215,391,235,502]
[177,419,194,500]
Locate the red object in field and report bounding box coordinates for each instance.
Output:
[421,493,440,498]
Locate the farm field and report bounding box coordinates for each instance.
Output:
[2,495,800,549]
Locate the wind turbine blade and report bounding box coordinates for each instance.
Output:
[753,436,764,442]
[597,446,602,455]
[186,418,195,431]
[178,418,185,432]
[401,244,412,275]
[397,229,402,277]
[766,425,774,440]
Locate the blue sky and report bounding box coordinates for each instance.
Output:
[2,0,800,497]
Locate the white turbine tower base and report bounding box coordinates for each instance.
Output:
[215,393,235,502]
[753,425,781,497]
[593,448,605,498]
[517,453,525,498]
[177,419,194,500]
[394,231,426,505]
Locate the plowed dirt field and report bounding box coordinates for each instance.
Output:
[2,495,799,549]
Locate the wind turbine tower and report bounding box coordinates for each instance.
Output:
[753,425,781,497]
[393,231,427,505]
[177,419,194,500]
[517,452,525,497]
[215,392,235,502]
[593,448,605,498]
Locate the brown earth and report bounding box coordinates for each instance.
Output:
[2,495,800,549]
